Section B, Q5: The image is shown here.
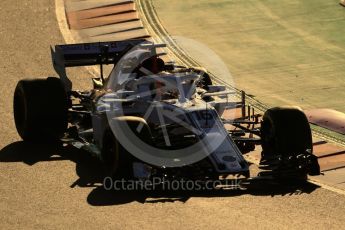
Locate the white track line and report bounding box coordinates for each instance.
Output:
[309,179,345,196]
[55,0,75,44]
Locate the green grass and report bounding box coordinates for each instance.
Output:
[154,0,345,113]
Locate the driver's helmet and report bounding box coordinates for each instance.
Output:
[135,56,165,77]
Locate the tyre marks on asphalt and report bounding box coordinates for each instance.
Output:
[65,0,150,41]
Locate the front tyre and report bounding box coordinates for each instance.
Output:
[260,106,320,180]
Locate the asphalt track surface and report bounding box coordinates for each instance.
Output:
[1,1,345,229]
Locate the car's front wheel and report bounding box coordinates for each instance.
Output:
[260,106,320,180]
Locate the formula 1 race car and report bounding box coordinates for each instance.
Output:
[13,39,320,186]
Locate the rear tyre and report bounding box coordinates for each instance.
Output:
[13,77,68,142]
[260,106,320,180]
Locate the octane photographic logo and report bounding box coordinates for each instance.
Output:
[104,177,243,191]
[105,36,235,168]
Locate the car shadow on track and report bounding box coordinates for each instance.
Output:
[0,142,320,206]
[86,180,320,206]
[0,141,104,187]
[0,141,65,165]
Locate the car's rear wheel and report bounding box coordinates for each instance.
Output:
[260,106,320,180]
[13,77,68,142]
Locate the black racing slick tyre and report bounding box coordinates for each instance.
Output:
[260,106,320,179]
[13,77,68,142]
[261,106,312,158]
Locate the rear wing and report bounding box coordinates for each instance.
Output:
[51,39,155,68]
[51,39,166,90]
